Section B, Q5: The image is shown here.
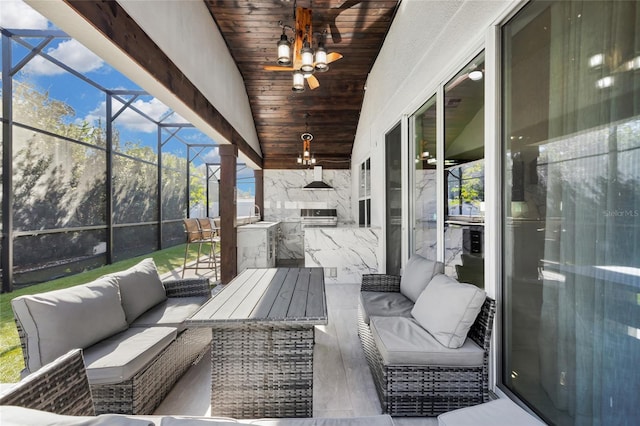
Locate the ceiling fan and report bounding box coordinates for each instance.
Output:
[264,6,343,91]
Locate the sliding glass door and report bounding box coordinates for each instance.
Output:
[386,123,402,275]
[411,96,438,260]
[502,1,640,424]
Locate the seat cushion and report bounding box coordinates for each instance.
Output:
[437,398,545,426]
[108,258,167,323]
[0,406,156,425]
[130,296,208,332]
[84,327,177,385]
[248,415,395,426]
[369,316,484,367]
[359,291,414,325]
[11,277,128,372]
[400,255,444,303]
[411,274,486,349]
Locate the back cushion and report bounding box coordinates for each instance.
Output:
[109,258,167,323]
[400,255,444,303]
[411,274,486,349]
[11,277,128,372]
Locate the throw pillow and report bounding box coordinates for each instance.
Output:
[109,258,167,323]
[411,274,486,348]
[11,276,128,371]
[400,254,443,303]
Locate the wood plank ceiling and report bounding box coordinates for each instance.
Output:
[204,0,400,169]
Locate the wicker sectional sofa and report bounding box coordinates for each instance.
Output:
[358,254,496,417]
[0,349,396,426]
[10,258,212,415]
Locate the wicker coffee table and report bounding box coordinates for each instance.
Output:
[186,267,327,418]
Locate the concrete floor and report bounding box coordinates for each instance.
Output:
[155,267,437,425]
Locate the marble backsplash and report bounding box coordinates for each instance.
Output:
[263,169,353,224]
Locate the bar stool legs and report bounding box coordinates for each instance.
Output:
[182,218,220,280]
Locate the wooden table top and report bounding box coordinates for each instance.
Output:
[186,267,327,327]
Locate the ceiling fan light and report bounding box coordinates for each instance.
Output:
[297,155,303,164]
[292,71,305,92]
[277,34,291,65]
[315,45,328,72]
[301,45,314,73]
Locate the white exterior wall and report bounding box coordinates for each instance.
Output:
[352,0,514,267]
[353,0,513,223]
[353,0,520,393]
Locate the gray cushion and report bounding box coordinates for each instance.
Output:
[400,255,444,303]
[437,398,545,426]
[160,418,240,425]
[0,406,154,425]
[411,274,486,349]
[11,277,128,372]
[84,327,177,384]
[109,258,167,323]
[359,291,414,325]
[249,415,395,426]
[369,316,484,366]
[131,296,208,332]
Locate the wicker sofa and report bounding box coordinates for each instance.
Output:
[358,254,496,417]
[0,349,396,426]
[10,258,212,416]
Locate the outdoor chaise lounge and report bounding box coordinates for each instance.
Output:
[0,349,397,426]
[10,258,212,415]
[358,254,496,416]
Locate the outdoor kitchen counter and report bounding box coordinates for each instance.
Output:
[303,226,383,284]
[237,221,280,272]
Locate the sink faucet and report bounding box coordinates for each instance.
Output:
[250,204,261,224]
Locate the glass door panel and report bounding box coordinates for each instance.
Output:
[502,2,640,424]
[386,123,402,275]
[444,51,485,287]
[412,95,438,260]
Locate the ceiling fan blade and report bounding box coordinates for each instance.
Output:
[327,52,343,64]
[263,65,296,71]
[307,75,320,90]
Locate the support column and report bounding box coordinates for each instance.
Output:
[219,145,237,284]
[254,169,264,221]
[2,34,14,293]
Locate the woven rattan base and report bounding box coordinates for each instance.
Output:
[0,349,95,416]
[211,324,315,418]
[358,297,496,417]
[91,327,211,415]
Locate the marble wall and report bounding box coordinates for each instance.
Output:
[264,169,353,260]
[263,169,353,223]
[304,227,382,284]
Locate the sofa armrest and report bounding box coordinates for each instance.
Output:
[0,349,94,416]
[361,274,401,292]
[163,278,211,298]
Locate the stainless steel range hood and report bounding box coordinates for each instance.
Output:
[303,166,333,190]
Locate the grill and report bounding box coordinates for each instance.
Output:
[300,209,338,228]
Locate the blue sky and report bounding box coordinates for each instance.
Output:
[1,0,255,195]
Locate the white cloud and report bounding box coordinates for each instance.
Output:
[23,39,104,76]
[85,97,172,133]
[0,0,48,30]
[202,147,220,163]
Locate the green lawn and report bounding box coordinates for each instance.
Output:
[0,244,213,383]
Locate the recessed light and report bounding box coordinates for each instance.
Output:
[468,70,483,81]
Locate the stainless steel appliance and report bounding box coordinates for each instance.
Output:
[300,209,338,227]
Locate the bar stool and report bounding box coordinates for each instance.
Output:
[197,217,221,280]
[182,218,220,279]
